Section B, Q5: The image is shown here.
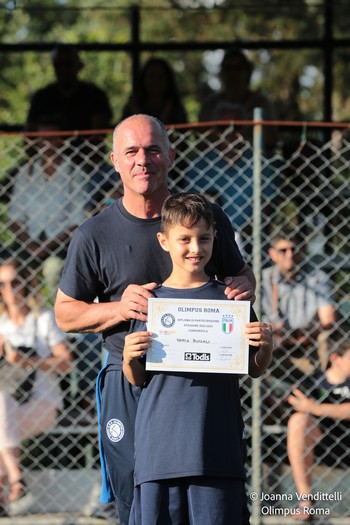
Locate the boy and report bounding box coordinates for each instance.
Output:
[287,324,350,521]
[123,193,273,525]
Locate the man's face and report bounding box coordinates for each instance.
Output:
[53,49,81,86]
[269,239,302,275]
[220,56,250,91]
[110,116,175,198]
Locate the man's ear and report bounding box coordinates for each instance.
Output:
[269,247,278,264]
[157,232,169,252]
[168,147,176,169]
[110,151,119,172]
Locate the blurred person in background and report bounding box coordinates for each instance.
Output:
[261,226,337,424]
[121,57,188,125]
[185,101,281,259]
[0,257,72,517]
[287,324,350,521]
[198,48,278,151]
[7,115,90,300]
[25,43,113,169]
[26,43,112,134]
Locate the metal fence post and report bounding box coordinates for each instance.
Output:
[250,107,263,525]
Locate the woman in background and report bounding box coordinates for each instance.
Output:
[0,258,72,516]
[121,56,188,125]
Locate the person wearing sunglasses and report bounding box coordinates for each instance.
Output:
[0,257,72,517]
[261,226,337,425]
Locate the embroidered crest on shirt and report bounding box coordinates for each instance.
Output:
[106,419,125,442]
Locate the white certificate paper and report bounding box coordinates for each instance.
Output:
[146,298,250,374]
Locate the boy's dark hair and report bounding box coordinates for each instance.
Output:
[160,193,215,233]
[327,322,350,361]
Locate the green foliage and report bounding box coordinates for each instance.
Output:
[1,1,350,127]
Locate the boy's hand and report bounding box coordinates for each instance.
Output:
[287,388,316,414]
[245,322,273,351]
[124,331,152,363]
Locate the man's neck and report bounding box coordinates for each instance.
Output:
[122,188,170,219]
[57,80,80,97]
[279,268,297,283]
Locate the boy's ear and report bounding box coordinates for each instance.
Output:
[157,232,169,252]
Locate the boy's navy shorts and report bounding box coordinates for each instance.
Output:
[129,476,245,525]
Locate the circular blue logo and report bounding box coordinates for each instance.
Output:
[161,313,175,328]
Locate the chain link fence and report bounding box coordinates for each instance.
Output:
[0,121,349,521]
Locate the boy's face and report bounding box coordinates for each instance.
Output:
[157,218,215,277]
[332,348,350,378]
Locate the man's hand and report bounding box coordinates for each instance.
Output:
[119,282,158,322]
[224,275,256,303]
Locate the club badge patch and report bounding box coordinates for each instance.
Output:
[106,419,125,442]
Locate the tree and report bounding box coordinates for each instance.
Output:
[1,0,350,127]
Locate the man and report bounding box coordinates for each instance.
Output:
[8,115,89,298]
[261,226,337,423]
[186,101,281,258]
[198,48,278,151]
[26,43,112,133]
[54,114,256,525]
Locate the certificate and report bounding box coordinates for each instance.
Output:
[146,298,250,374]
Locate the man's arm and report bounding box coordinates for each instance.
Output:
[54,283,158,333]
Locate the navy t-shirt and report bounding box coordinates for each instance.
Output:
[299,372,350,437]
[59,198,245,366]
[133,280,256,485]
